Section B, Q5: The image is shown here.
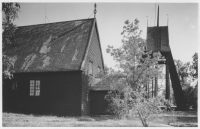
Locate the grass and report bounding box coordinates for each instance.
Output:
[161,111,198,127]
[2,111,197,127]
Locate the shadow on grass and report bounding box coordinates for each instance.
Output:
[177,116,198,123]
[163,113,198,127]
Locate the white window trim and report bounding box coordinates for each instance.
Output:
[30,80,40,96]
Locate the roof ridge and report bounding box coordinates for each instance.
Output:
[15,18,94,39]
[5,18,95,72]
[147,26,168,28]
[17,18,94,28]
[50,19,93,42]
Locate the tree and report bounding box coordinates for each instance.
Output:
[104,19,165,126]
[174,54,198,109]
[174,60,191,89]
[190,53,198,109]
[106,19,163,91]
[2,3,20,78]
[191,53,198,79]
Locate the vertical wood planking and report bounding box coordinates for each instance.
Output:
[3,71,82,116]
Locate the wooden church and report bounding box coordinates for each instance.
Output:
[3,4,110,116]
[3,4,187,117]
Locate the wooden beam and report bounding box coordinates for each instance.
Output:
[154,76,158,97]
[166,54,170,100]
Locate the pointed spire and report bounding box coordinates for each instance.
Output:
[94,3,97,18]
[43,3,50,24]
[146,16,148,27]
[154,3,156,26]
[157,4,159,27]
[45,3,46,23]
[167,14,169,26]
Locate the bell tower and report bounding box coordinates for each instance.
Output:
[146,5,187,111]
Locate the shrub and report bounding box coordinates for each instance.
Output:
[183,86,197,110]
[105,91,129,119]
[106,87,166,127]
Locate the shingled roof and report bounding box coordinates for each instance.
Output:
[146,26,170,52]
[4,18,95,73]
[90,75,123,91]
[91,78,111,91]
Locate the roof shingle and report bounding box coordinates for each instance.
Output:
[4,18,94,73]
[146,26,170,52]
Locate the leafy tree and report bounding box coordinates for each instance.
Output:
[2,3,20,78]
[190,53,198,109]
[183,86,197,109]
[191,53,198,79]
[104,19,165,126]
[174,60,191,88]
[162,84,176,105]
[174,54,198,109]
[106,19,163,91]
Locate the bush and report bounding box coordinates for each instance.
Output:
[106,87,166,127]
[183,86,197,110]
[105,91,129,119]
[129,92,165,127]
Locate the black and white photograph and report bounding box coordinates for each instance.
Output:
[2,0,198,127]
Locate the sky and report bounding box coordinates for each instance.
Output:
[13,1,199,69]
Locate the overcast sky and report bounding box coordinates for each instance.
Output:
[13,1,199,68]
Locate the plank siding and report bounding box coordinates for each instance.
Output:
[81,73,91,116]
[81,24,104,116]
[83,25,104,76]
[90,91,111,115]
[3,19,106,117]
[3,71,82,116]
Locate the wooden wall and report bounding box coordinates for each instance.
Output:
[3,22,106,117]
[81,73,91,116]
[81,23,105,116]
[90,91,111,115]
[3,71,82,116]
[82,24,104,76]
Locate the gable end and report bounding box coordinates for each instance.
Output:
[80,19,105,75]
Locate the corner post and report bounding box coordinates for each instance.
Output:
[166,54,170,100]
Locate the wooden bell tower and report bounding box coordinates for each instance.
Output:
[146,5,187,110]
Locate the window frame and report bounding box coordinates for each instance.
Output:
[30,80,40,96]
[35,80,40,96]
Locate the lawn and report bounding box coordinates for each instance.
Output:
[2,111,197,127]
